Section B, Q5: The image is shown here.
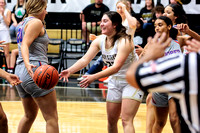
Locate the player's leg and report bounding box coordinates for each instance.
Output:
[17,97,38,133]
[146,93,155,133]
[106,78,122,133]
[168,98,181,133]
[107,102,121,133]
[121,99,140,133]
[0,103,8,133]
[34,90,59,133]
[151,93,169,133]
[121,84,144,133]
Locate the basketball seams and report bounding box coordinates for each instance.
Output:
[39,65,51,89]
[33,65,59,90]
[47,68,55,89]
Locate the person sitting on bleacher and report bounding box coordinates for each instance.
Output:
[9,0,26,39]
[0,0,11,73]
[80,0,109,44]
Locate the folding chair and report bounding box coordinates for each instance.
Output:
[58,38,87,75]
[47,38,64,73]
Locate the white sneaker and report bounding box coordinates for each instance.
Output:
[77,76,84,81]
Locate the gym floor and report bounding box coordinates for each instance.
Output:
[0,77,172,133]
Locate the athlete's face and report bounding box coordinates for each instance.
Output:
[163,6,176,24]
[154,19,170,34]
[100,14,116,36]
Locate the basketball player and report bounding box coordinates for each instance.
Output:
[60,11,144,133]
[0,42,22,133]
[126,32,200,133]
[14,0,59,132]
[140,16,182,133]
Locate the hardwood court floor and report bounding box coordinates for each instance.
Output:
[2,102,173,133]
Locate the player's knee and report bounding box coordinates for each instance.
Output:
[11,49,18,56]
[121,117,132,127]
[169,113,179,125]
[155,120,166,129]
[107,115,118,126]
[4,52,9,58]
[24,113,37,122]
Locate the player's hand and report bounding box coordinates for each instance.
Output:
[59,69,70,82]
[0,41,5,52]
[185,39,200,53]
[79,75,95,88]
[135,45,144,56]
[6,74,22,86]
[25,63,37,78]
[145,32,172,60]
[176,23,190,34]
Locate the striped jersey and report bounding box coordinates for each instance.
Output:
[135,52,200,133]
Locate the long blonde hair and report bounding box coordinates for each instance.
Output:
[15,0,26,10]
[26,0,47,16]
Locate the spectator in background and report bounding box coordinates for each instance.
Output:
[81,0,109,43]
[134,17,148,56]
[8,48,18,74]
[126,0,136,17]
[139,0,154,31]
[152,4,164,23]
[135,4,164,56]
[9,0,26,38]
[0,0,11,72]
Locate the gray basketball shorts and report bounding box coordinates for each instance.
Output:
[106,77,144,103]
[15,61,54,98]
[151,92,172,107]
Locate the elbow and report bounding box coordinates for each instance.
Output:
[113,66,121,73]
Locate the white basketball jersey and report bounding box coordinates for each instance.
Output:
[99,35,135,79]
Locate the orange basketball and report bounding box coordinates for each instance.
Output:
[33,65,59,90]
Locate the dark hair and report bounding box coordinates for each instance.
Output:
[157,16,178,40]
[145,0,155,9]
[136,16,143,27]
[153,4,164,14]
[168,3,188,24]
[103,11,131,46]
